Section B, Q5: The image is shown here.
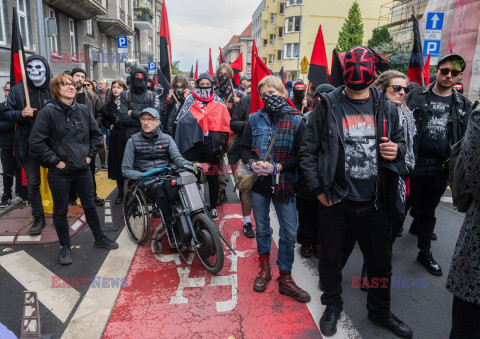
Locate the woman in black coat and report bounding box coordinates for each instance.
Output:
[101,79,128,204]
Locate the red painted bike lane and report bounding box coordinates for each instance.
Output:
[104,204,321,338]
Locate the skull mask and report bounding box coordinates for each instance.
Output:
[27,59,47,87]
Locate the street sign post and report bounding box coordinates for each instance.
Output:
[117,36,128,56]
[423,12,444,65]
[300,56,309,75]
[148,62,157,72]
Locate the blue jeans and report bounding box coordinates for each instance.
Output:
[251,191,298,271]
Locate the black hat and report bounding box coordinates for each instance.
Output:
[240,75,251,82]
[437,54,466,71]
[71,67,86,77]
[315,84,335,96]
[196,73,214,85]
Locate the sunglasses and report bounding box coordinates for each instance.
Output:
[388,84,410,94]
[57,82,75,88]
[83,83,92,87]
[438,68,461,77]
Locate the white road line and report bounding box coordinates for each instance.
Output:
[0,235,15,242]
[71,220,83,231]
[104,216,112,223]
[62,227,137,338]
[441,196,453,203]
[0,251,80,323]
[105,202,111,208]
[105,209,111,215]
[16,235,42,242]
[81,215,86,222]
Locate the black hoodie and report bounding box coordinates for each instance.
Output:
[4,55,52,161]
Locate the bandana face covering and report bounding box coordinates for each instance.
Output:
[218,75,229,92]
[193,85,214,102]
[343,46,375,91]
[132,73,147,92]
[262,94,287,112]
[174,88,185,103]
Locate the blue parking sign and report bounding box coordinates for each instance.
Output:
[117,36,128,49]
[148,62,157,71]
[423,40,441,58]
[425,13,444,30]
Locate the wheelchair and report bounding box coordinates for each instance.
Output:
[123,165,233,274]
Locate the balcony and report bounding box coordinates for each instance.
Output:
[97,7,135,37]
[133,7,154,31]
[45,0,107,20]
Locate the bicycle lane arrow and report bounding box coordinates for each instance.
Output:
[103,203,320,338]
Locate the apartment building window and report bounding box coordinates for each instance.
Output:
[264,20,268,30]
[48,10,59,53]
[278,27,284,38]
[102,34,108,67]
[263,39,267,48]
[277,50,283,61]
[0,2,5,44]
[284,43,299,59]
[286,0,302,6]
[270,13,276,24]
[69,19,77,54]
[285,16,301,33]
[247,64,251,74]
[156,15,160,32]
[268,54,274,64]
[263,57,267,64]
[248,49,252,60]
[148,37,152,55]
[17,0,30,47]
[87,19,93,35]
[279,3,285,14]
[269,34,275,44]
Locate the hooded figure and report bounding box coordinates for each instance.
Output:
[117,66,161,141]
[3,54,52,236]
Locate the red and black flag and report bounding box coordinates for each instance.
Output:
[423,53,431,85]
[10,7,26,85]
[330,49,345,87]
[208,48,214,78]
[308,25,329,87]
[156,66,171,102]
[279,66,285,87]
[159,0,172,82]
[219,47,225,65]
[189,65,194,79]
[407,15,425,86]
[195,60,198,80]
[369,47,394,74]
[230,52,243,88]
[449,43,453,54]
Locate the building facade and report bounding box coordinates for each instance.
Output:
[222,23,253,76]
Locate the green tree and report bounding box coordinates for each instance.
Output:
[171,60,186,76]
[368,26,393,48]
[337,1,364,52]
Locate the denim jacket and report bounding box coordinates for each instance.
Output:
[249,107,302,182]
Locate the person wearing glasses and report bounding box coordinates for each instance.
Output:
[71,68,104,206]
[406,54,471,277]
[4,55,52,235]
[29,73,118,265]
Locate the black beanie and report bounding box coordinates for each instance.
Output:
[196,73,214,85]
[71,67,86,77]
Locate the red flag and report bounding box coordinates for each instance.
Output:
[159,0,171,81]
[230,53,243,88]
[208,48,214,78]
[449,43,453,54]
[195,60,198,80]
[219,47,225,64]
[423,53,431,85]
[308,25,330,87]
[10,7,25,86]
[407,15,425,86]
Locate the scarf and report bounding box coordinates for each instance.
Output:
[397,104,416,170]
[271,107,298,203]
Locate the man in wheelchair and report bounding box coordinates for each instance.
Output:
[122,107,200,229]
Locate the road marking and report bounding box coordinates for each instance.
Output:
[0,235,15,242]
[441,196,453,203]
[62,227,137,338]
[105,209,111,215]
[0,251,80,323]
[71,220,83,231]
[16,235,42,242]
[105,216,112,223]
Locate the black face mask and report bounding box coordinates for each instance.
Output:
[131,76,147,93]
[174,88,185,101]
[219,75,229,91]
[293,89,305,100]
[193,85,214,102]
[262,94,287,112]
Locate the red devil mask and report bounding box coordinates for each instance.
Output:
[343,46,375,91]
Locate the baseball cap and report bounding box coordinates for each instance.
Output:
[437,54,466,71]
[140,107,159,120]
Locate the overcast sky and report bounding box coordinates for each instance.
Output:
[167,0,260,73]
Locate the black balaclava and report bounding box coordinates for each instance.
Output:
[218,74,230,92]
[343,46,375,91]
[174,88,185,103]
[293,82,306,101]
[130,66,148,94]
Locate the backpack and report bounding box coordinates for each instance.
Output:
[449,139,473,212]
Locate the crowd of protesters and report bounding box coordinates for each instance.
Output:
[0,46,479,338]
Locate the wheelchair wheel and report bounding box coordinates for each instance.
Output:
[192,213,224,274]
[123,187,151,246]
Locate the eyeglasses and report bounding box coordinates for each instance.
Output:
[83,83,92,88]
[438,68,461,77]
[388,84,410,94]
[140,117,157,123]
[56,82,75,88]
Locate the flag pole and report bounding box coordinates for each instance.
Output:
[18,50,30,107]
[229,79,237,99]
[301,82,311,112]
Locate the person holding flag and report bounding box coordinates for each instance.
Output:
[174,73,231,220]
[161,75,190,136]
[291,80,311,113]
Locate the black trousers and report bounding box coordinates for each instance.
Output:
[1,148,25,198]
[318,199,392,318]
[450,295,480,339]
[89,154,98,197]
[47,167,103,248]
[409,163,448,251]
[183,136,220,209]
[147,181,179,226]
[296,195,320,246]
[23,156,44,217]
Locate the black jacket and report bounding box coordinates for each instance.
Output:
[28,100,102,171]
[160,96,184,136]
[4,55,52,161]
[299,86,406,210]
[406,82,471,160]
[230,93,251,135]
[0,101,15,149]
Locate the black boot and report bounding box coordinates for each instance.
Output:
[94,235,119,250]
[59,246,72,265]
[320,307,341,337]
[417,250,442,276]
[115,193,123,204]
[368,312,413,338]
[29,215,46,235]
